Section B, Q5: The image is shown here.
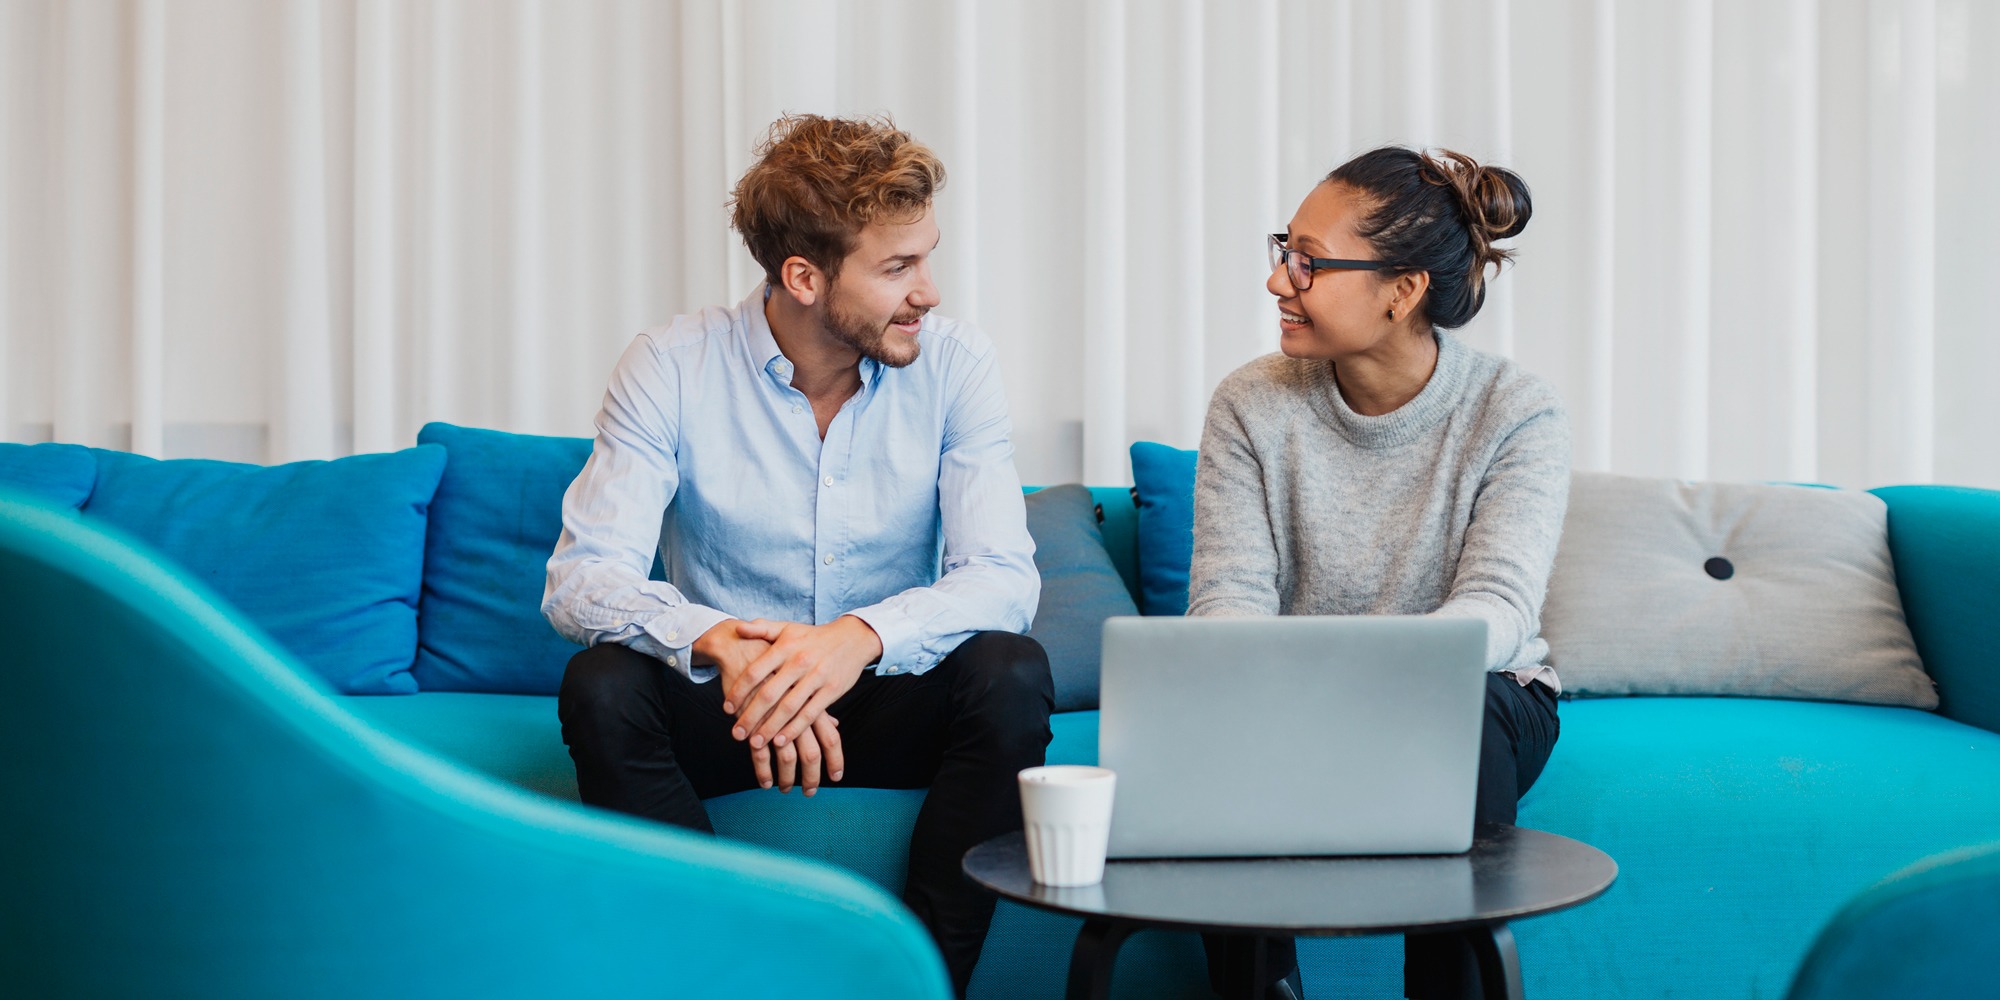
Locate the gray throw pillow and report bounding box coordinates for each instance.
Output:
[1541,472,1937,708]
[1025,484,1140,712]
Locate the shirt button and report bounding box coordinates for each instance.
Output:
[823,554,834,565]
[666,655,678,668]
[792,405,802,414]
[665,630,678,642]
[823,476,834,487]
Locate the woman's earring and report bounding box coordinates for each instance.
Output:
[1387,308,1395,321]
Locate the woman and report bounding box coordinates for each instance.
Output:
[1191,147,1569,1000]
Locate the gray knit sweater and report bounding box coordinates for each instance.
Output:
[1188,330,1572,686]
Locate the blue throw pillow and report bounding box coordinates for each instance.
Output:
[412,423,594,695]
[0,442,97,510]
[1024,484,1141,711]
[1129,441,1199,617]
[81,446,446,695]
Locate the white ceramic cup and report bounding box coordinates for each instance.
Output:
[1017,765,1117,887]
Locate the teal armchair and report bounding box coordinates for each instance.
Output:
[0,497,950,998]
[1787,842,2000,1000]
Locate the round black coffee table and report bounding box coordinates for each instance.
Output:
[963,824,1616,1000]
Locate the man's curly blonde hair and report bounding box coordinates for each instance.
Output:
[729,114,946,285]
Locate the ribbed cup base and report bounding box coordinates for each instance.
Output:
[1025,820,1110,886]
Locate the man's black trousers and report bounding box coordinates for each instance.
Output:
[557,631,1054,998]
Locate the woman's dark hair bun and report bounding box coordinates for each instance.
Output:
[1424,150,1531,262]
[1326,146,1532,330]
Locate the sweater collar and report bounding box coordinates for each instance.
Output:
[1309,330,1472,449]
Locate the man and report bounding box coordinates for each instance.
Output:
[544,114,1051,997]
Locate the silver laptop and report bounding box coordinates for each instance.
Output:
[1099,615,1488,858]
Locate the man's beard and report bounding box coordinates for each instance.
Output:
[824,286,925,369]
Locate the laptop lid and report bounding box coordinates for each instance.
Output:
[1099,615,1488,859]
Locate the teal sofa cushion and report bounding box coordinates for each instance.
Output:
[412,423,596,695]
[1514,697,2000,1000]
[1129,441,1199,616]
[81,446,445,694]
[342,691,582,802]
[0,442,96,510]
[339,686,2000,1000]
[1023,485,1140,711]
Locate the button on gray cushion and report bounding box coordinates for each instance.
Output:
[1024,484,1140,712]
[1542,473,1936,708]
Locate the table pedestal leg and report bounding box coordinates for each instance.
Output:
[1217,934,1278,1000]
[1466,922,1524,1000]
[1066,919,1135,1000]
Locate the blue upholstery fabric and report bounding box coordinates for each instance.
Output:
[1089,485,1142,601]
[411,423,594,694]
[342,688,2000,1000]
[1514,697,2000,1000]
[1787,842,2000,1000]
[1023,485,1140,711]
[343,691,582,802]
[1871,485,2000,735]
[0,497,950,999]
[0,442,96,510]
[31,413,2000,999]
[81,446,445,695]
[1128,441,1199,616]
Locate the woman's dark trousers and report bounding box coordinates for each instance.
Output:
[558,631,1054,999]
[1202,672,1560,999]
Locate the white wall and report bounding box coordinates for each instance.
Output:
[2,0,1996,488]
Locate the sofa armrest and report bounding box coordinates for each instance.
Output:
[1787,841,2000,1000]
[1873,485,2000,734]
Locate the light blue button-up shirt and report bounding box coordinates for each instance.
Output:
[542,286,1039,683]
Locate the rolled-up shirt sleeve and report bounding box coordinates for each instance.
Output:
[542,333,734,682]
[846,344,1039,674]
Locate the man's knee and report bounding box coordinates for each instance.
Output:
[950,631,1054,711]
[558,642,661,721]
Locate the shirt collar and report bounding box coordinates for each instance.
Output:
[744,284,787,377]
[744,282,890,386]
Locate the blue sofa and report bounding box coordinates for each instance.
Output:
[6,428,2000,999]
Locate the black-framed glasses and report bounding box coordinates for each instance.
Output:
[1268,233,1387,291]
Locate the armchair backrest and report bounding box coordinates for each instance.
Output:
[0,496,948,998]
[1788,841,2000,1000]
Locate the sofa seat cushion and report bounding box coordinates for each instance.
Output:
[1516,697,2000,1000]
[341,694,1100,882]
[341,691,582,802]
[341,692,2000,999]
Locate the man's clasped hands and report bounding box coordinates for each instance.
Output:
[691,615,884,796]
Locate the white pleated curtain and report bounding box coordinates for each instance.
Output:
[2,0,1996,489]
